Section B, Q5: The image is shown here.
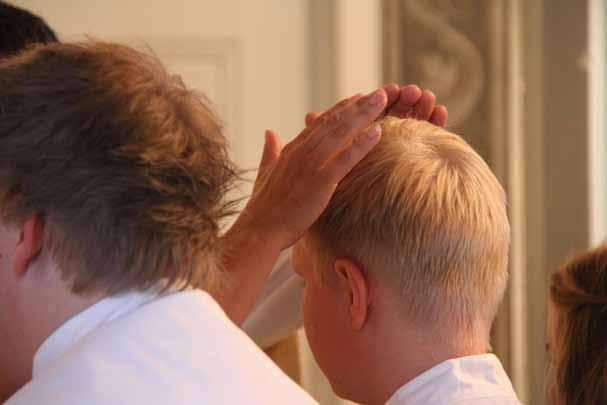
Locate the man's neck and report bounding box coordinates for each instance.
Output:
[14,265,103,391]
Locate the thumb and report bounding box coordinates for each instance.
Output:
[260,130,283,172]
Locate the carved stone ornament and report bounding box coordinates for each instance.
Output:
[383,0,490,158]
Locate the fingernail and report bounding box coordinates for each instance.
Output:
[366,89,384,106]
[367,124,382,140]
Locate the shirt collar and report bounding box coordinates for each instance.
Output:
[32,289,161,377]
[385,354,519,405]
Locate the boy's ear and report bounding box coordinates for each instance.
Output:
[333,258,370,330]
[13,215,45,278]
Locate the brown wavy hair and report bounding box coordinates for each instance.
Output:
[549,244,607,405]
[0,41,238,295]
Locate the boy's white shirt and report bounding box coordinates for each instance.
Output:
[7,287,316,405]
[385,354,521,405]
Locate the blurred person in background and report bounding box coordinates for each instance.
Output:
[0,1,57,58]
[547,244,607,405]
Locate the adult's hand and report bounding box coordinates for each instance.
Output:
[305,84,448,128]
[216,89,388,324]
[244,89,387,249]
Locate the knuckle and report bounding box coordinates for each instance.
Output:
[337,148,353,166]
[282,141,295,155]
[327,112,342,126]
[317,112,341,129]
[352,133,364,146]
[318,113,331,126]
[355,95,368,107]
[336,98,351,108]
[331,123,350,138]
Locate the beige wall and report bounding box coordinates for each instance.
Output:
[16,0,310,172]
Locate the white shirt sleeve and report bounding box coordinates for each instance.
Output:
[9,290,317,405]
[241,249,305,349]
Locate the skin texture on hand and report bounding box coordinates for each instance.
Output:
[216,88,388,324]
[305,84,448,128]
[214,85,448,324]
[244,90,389,249]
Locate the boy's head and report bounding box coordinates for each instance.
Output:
[293,117,510,401]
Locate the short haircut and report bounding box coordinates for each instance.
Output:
[0,1,57,58]
[549,244,607,405]
[308,117,510,343]
[0,41,237,295]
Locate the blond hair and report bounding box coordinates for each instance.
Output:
[0,41,237,295]
[308,117,510,343]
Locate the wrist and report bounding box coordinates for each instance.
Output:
[217,210,285,324]
[224,211,284,262]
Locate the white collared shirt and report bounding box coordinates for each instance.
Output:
[8,289,317,405]
[386,354,521,405]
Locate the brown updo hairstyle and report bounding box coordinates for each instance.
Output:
[549,244,607,405]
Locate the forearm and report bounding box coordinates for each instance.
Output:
[211,218,283,325]
[241,262,304,349]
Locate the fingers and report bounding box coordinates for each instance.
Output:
[260,130,283,172]
[305,84,397,127]
[385,84,422,118]
[306,88,387,165]
[323,124,383,183]
[429,105,448,128]
[414,90,436,121]
[306,93,362,133]
[382,83,401,108]
[384,84,448,127]
[399,84,423,107]
[305,87,388,128]
[305,112,321,127]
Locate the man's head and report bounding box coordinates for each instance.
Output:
[293,117,510,402]
[0,41,236,386]
[0,1,57,58]
[0,3,57,398]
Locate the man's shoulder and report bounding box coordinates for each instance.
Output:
[9,290,316,405]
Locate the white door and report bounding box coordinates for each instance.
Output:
[16,0,309,173]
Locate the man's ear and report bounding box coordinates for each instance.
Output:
[334,258,369,330]
[13,215,45,278]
